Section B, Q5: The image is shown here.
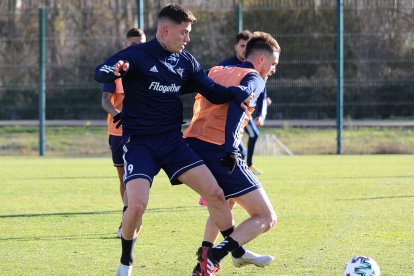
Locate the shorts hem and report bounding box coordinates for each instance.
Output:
[170,160,205,185]
[225,184,262,199]
[124,174,153,186]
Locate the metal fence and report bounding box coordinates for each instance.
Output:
[0,0,413,122]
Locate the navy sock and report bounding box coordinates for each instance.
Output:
[231,246,246,258]
[120,236,136,266]
[220,225,246,258]
[202,241,214,248]
[211,236,240,262]
[220,226,235,238]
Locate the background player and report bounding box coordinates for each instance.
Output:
[101,28,146,238]
[185,31,281,275]
[95,4,255,276]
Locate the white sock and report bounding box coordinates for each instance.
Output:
[117,264,133,276]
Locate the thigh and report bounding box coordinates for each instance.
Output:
[178,164,221,196]
[123,139,161,186]
[162,135,204,185]
[126,178,151,208]
[234,188,275,217]
[195,147,262,199]
[109,135,124,167]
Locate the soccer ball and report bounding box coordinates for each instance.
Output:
[344,256,381,276]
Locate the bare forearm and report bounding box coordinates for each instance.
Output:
[101,93,119,116]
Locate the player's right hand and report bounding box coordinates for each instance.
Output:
[220,153,237,174]
[113,112,122,129]
[114,60,129,76]
[240,92,254,111]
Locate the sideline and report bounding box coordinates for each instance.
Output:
[1,120,413,127]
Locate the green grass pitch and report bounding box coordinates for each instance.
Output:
[0,155,413,275]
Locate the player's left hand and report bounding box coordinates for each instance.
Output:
[113,112,122,129]
[266,97,272,106]
[255,116,264,127]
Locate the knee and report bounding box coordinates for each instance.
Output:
[204,186,226,202]
[228,198,237,210]
[263,212,277,232]
[127,201,147,217]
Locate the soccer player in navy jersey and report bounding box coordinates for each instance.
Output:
[101,28,146,239]
[219,30,271,175]
[184,31,280,275]
[95,4,254,276]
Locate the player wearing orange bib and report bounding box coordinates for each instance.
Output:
[101,28,146,238]
[184,32,281,275]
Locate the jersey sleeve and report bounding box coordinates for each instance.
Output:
[101,82,116,93]
[94,47,138,83]
[224,73,265,155]
[255,87,268,120]
[184,68,252,104]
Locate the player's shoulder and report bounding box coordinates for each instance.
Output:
[126,41,148,54]
[180,49,198,63]
[178,49,201,73]
[218,56,239,66]
[244,71,265,90]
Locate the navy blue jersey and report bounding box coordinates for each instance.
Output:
[218,56,267,118]
[102,82,116,93]
[218,56,242,67]
[224,61,265,154]
[95,38,251,137]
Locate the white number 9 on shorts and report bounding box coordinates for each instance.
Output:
[128,164,134,174]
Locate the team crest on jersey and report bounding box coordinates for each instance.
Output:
[176,67,184,78]
[164,54,179,68]
[161,53,185,77]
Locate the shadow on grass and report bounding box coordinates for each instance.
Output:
[1,176,116,180]
[0,206,203,219]
[0,233,118,241]
[341,195,414,200]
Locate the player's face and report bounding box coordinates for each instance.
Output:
[165,21,192,53]
[265,61,277,81]
[234,39,249,62]
[261,51,279,80]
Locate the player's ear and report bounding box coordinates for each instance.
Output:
[161,24,168,36]
[257,53,265,65]
[160,23,169,37]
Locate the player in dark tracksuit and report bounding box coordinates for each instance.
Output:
[94,4,254,276]
[219,57,269,175]
[185,31,281,275]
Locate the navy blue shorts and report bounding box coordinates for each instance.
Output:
[123,131,204,186]
[109,135,124,167]
[186,138,261,199]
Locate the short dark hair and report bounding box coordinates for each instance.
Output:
[236,30,253,43]
[245,31,281,58]
[126,28,144,38]
[158,3,197,24]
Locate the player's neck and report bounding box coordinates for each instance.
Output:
[156,34,168,51]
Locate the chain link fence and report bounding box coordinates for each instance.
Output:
[0,0,413,121]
